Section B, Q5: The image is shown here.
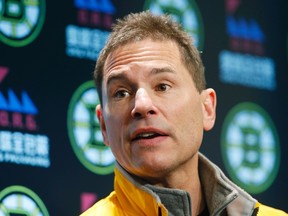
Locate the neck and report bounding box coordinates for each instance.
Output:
[145,153,205,216]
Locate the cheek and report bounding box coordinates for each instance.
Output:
[104,111,128,145]
[105,117,121,141]
[103,100,132,144]
[173,93,203,120]
[173,98,204,137]
[105,116,131,167]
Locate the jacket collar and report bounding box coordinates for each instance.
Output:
[114,163,168,216]
[114,152,257,216]
[198,153,257,215]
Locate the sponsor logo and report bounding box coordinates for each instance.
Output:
[221,102,280,194]
[0,185,49,215]
[65,0,116,61]
[0,67,50,168]
[67,81,115,175]
[66,25,110,60]
[0,0,46,47]
[219,51,275,90]
[219,0,276,90]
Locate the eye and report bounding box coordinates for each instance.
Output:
[114,89,130,99]
[156,83,171,92]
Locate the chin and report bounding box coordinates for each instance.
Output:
[137,160,174,177]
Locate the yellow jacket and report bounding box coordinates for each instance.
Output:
[81,154,287,216]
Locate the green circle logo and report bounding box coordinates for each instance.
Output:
[221,102,280,194]
[143,0,204,50]
[0,0,46,47]
[67,81,115,175]
[0,185,49,215]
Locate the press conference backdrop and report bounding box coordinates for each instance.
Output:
[0,0,287,215]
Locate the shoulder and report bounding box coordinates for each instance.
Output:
[257,204,288,216]
[80,191,123,216]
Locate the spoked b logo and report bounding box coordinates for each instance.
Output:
[0,0,46,47]
[221,102,280,194]
[143,0,204,49]
[0,185,49,216]
[67,81,115,175]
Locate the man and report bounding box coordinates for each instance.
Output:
[81,11,287,216]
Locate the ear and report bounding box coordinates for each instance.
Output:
[201,88,217,131]
[96,104,110,146]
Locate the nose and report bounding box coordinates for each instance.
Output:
[131,88,157,118]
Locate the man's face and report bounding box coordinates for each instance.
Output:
[97,39,216,180]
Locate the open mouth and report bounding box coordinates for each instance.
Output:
[132,132,163,141]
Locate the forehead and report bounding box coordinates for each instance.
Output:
[103,39,183,75]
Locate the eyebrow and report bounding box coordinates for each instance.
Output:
[106,66,176,87]
[150,67,176,75]
[106,72,129,89]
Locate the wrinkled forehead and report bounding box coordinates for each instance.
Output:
[103,38,181,73]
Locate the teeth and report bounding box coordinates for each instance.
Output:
[136,132,156,138]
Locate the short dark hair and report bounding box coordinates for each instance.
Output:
[94,11,206,104]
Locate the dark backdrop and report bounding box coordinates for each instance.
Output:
[0,0,287,215]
